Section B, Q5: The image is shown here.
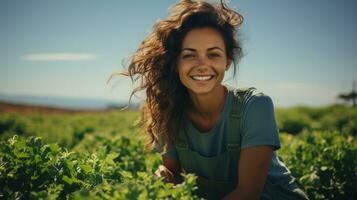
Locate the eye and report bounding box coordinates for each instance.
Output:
[208,53,221,58]
[182,54,195,59]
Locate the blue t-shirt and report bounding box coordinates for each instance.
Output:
[155,86,291,177]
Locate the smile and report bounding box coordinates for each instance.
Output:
[190,75,214,81]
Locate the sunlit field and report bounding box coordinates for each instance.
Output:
[0,104,356,199]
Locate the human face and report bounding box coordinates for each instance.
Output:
[177,27,231,96]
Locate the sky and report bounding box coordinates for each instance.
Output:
[0,0,356,108]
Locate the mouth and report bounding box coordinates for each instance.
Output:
[190,75,215,81]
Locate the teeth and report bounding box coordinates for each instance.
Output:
[192,76,213,81]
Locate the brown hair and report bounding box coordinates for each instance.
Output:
[108,0,244,153]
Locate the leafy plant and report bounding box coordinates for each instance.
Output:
[279,132,357,200]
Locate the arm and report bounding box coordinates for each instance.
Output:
[223,145,273,200]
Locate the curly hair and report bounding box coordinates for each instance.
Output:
[108,0,244,153]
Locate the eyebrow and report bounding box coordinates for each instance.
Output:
[181,47,224,52]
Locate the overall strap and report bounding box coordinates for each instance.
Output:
[227,87,257,163]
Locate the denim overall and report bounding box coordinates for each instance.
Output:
[173,87,309,200]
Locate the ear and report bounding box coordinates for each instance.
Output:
[226,59,232,71]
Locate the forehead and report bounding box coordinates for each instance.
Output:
[181,27,225,50]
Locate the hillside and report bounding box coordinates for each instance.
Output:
[0,101,113,114]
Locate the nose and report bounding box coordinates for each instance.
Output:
[194,56,210,73]
[196,67,207,73]
[197,55,209,67]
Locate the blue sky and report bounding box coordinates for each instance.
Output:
[0,0,356,107]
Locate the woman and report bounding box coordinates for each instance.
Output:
[111,0,309,199]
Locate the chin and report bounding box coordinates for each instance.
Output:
[188,86,215,95]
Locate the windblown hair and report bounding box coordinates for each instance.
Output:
[108,0,244,153]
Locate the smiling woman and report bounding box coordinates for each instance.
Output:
[109,0,309,199]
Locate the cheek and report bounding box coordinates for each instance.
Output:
[177,65,185,82]
[177,63,189,77]
[216,58,227,67]
[216,60,228,73]
[179,72,190,85]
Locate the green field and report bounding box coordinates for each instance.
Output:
[0,104,356,199]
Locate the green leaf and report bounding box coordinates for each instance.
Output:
[62,175,74,185]
[49,143,59,153]
[119,171,133,179]
[65,160,76,176]
[16,152,30,158]
[79,164,93,174]
[320,166,328,171]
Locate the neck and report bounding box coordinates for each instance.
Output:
[187,85,227,119]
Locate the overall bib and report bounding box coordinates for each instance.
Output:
[173,87,309,200]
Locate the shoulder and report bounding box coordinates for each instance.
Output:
[237,88,276,127]
[234,88,280,150]
[241,88,275,114]
[227,86,274,112]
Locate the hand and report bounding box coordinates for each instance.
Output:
[154,164,176,183]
